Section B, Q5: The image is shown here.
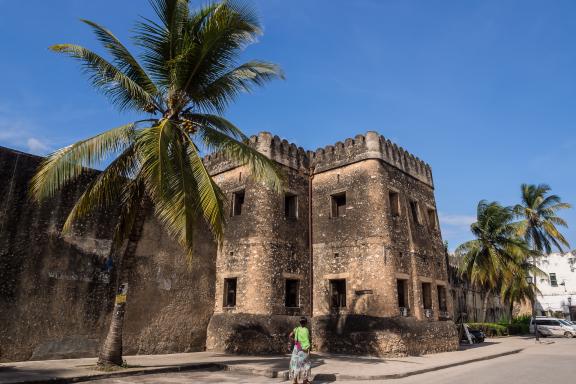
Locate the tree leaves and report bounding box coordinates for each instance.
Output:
[33,0,283,262]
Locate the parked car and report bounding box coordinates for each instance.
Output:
[529,317,576,338]
[461,324,486,343]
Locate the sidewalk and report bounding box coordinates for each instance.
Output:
[0,337,540,383]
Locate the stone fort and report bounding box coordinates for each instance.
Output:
[0,131,458,362]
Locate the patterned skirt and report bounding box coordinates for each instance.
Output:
[289,345,312,381]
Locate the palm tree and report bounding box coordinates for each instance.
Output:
[514,184,570,330]
[500,256,543,318]
[30,0,283,366]
[514,184,571,254]
[456,201,530,322]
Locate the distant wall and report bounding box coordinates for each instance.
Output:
[0,147,216,362]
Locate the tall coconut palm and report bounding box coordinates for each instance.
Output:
[30,0,283,366]
[499,255,543,318]
[513,184,570,334]
[514,184,571,254]
[456,201,530,322]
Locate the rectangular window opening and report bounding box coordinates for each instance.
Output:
[285,279,300,308]
[285,194,298,219]
[550,273,558,287]
[422,282,432,309]
[389,191,400,217]
[397,279,408,308]
[223,278,237,307]
[232,190,245,216]
[330,279,347,308]
[331,192,347,218]
[437,286,447,311]
[410,200,421,225]
[427,208,437,230]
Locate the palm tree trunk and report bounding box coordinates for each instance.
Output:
[97,198,148,367]
[481,289,491,323]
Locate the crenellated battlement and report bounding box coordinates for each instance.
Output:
[203,131,309,175]
[204,131,433,187]
[309,131,433,187]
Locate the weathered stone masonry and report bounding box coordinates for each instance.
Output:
[206,131,458,356]
[0,129,457,361]
[0,147,216,362]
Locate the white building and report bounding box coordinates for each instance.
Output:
[534,250,576,320]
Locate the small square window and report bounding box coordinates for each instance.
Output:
[550,273,558,287]
[232,190,245,216]
[285,279,300,308]
[410,200,421,225]
[330,279,347,308]
[285,194,298,219]
[422,282,432,309]
[389,191,400,217]
[331,192,347,218]
[427,208,437,230]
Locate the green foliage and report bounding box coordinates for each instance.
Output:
[456,201,530,295]
[505,323,529,335]
[514,183,571,254]
[31,0,284,260]
[513,314,531,325]
[467,322,509,337]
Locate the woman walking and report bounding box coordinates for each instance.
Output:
[288,317,312,384]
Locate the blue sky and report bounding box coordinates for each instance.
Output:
[0,0,574,251]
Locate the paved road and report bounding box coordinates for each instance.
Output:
[90,338,576,384]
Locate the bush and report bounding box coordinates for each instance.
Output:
[506,323,529,335]
[466,322,509,337]
[512,314,531,325]
[505,315,531,335]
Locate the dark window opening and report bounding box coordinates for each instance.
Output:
[330,279,347,308]
[285,194,298,218]
[389,191,400,217]
[437,286,447,311]
[232,190,245,216]
[331,192,347,218]
[223,278,237,307]
[422,282,432,309]
[427,208,437,230]
[550,273,558,287]
[397,279,408,308]
[285,279,300,308]
[410,200,421,225]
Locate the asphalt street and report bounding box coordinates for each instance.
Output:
[89,338,576,384]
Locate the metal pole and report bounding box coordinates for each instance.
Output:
[533,254,539,342]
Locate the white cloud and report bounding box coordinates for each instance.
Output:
[438,213,476,252]
[0,106,52,155]
[26,137,50,154]
[439,213,476,227]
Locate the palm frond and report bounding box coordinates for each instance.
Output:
[30,122,138,201]
[196,124,283,192]
[50,44,157,112]
[191,61,284,113]
[80,19,159,101]
[62,145,139,233]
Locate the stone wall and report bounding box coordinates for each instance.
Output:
[206,131,458,356]
[0,147,216,362]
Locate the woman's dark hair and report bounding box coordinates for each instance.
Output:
[299,316,307,326]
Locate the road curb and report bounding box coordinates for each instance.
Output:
[1,363,221,384]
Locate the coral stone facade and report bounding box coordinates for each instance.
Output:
[206,131,458,356]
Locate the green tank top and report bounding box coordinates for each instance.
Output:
[294,326,310,350]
